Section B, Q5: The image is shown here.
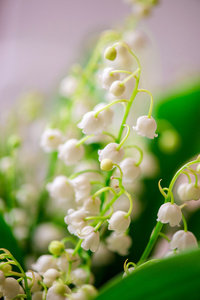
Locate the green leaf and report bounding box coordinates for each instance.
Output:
[0,214,24,266]
[96,248,200,300]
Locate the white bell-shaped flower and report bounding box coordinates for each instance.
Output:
[70,268,88,286]
[71,175,91,204]
[109,80,125,97]
[64,209,87,235]
[46,282,71,300]
[77,111,105,135]
[71,285,97,300]
[78,226,99,252]
[57,249,80,272]
[2,277,20,299]
[93,103,114,127]
[43,269,61,288]
[32,255,58,275]
[185,183,200,201]
[46,176,74,201]
[59,75,78,98]
[0,270,5,285]
[83,196,101,215]
[133,115,158,139]
[98,143,124,164]
[108,211,131,234]
[106,232,132,255]
[58,139,84,166]
[177,183,191,201]
[24,271,42,293]
[101,67,120,90]
[170,230,198,251]
[120,158,141,184]
[157,202,182,227]
[40,128,63,153]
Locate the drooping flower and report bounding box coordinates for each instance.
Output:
[120,158,141,184]
[101,67,120,90]
[77,111,105,135]
[108,211,131,234]
[40,128,63,152]
[132,115,158,139]
[170,230,198,251]
[78,226,100,252]
[46,176,74,201]
[58,139,84,166]
[157,202,182,227]
[98,143,124,164]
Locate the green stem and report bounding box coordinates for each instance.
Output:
[73,239,83,256]
[116,124,130,150]
[94,99,129,118]
[137,88,154,118]
[182,213,188,232]
[76,135,94,146]
[92,186,117,198]
[124,145,143,166]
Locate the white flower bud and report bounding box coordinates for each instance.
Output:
[64,209,87,235]
[77,111,105,135]
[43,269,61,288]
[101,67,120,90]
[185,183,200,201]
[170,230,198,251]
[0,270,5,285]
[104,46,117,61]
[98,143,124,164]
[133,116,158,139]
[57,249,80,272]
[40,128,63,153]
[177,183,191,201]
[46,176,74,201]
[93,103,114,127]
[32,255,58,275]
[106,232,132,255]
[70,268,88,286]
[25,271,42,293]
[109,80,125,97]
[59,75,78,98]
[46,282,71,300]
[92,242,114,267]
[108,211,130,234]
[100,158,113,171]
[58,139,84,166]
[120,158,141,184]
[2,277,20,299]
[32,291,43,300]
[157,203,182,227]
[71,175,91,204]
[78,226,100,252]
[83,196,101,215]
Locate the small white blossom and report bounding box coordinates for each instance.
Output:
[170,230,198,251]
[83,196,101,215]
[157,203,182,227]
[71,175,91,204]
[93,103,114,127]
[57,249,80,272]
[106,233,132,255]
[58,139,84,166]
[40,128,63,153]
[46,282,71,300]
[133,116,158,139]
[108,211,131,234]
[46,176,75,201]
[101,67,120,90]
[77,111,105,135]
[64,209,87,235]
[43,269,61,288]
[25,271,42,293]
[32,255,58,275]
[70,268,88,286]
[78,226,100,252]
[109,80,125,97]
[59,75,78,98]
[98,143,124,164]
[177,183,191,201]
[71,285,98,300]
[185,183,200,201]
[2,277,20,299]
[120,158,141,184]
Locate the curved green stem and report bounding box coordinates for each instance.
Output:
[158,232,171,243]
[116,124,130,150]
[94,99,129,118]
[123,190,133,218]
[76,135,94,146]
[137,88,154,118]
[113,42,141,69]
[163,188,174,204]
[92,186,117,198]
[182,213,188,232]
[124,145,143,166]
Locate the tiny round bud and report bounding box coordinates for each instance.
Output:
[104,46,117,61]
[101,158,113,171]
[0,263,12,273]
[109,81,125,97]
[48,241,65,256]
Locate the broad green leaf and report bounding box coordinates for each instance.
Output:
[96,248,200,300]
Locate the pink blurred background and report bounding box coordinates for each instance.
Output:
[0,0,200,110]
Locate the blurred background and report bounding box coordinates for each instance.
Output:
[1,0,200,111]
